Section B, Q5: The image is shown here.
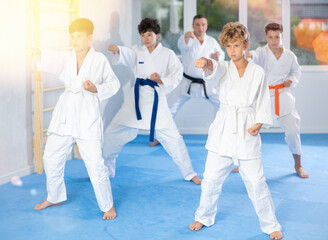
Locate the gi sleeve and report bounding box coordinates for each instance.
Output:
[159,51,183,93]
[287,53,301,88]
[38,48,67,76]
[250,47,265,66]
[95,58,121,102]
[255,69,273,125]
[111,46,137,69]
[203,59,226,81]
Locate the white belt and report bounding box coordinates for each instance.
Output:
[220,104,254,134]
[58,87,82,123]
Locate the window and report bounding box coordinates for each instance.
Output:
[247,0,282,50]
[197,0,238,57]
[141,0,183,54]
[290,0,328,65]
[197,0,238,39]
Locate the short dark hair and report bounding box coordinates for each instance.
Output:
[69,18,94,35]
[265,23,283,34]
[138,18,160,34]
[193,14,207,23]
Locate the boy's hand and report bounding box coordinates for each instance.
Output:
[245,51,252,58]
[248,123,263,136]
[83,80,97,93]
[210,51,220,61]
[283,80,292,87]
[108,45,119,54]
[150,73,162,84]
[195,58,212,72]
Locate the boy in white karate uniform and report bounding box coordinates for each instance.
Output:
[149,14,225,147]
[233,23,308,178]
[189,22,283,240]
[104,18,201,185]
[34,18,120,220]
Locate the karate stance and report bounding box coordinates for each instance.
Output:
[233,23,308,178]
[104,18,201,185]
[34,18,120,220]
[189,22,283,240]
[150,14,224,147]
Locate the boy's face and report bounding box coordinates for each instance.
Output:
[266,30,282,50]
[70,31,92,52]
[140,31,159,49]
[192,18,208,37]
[225,39,249,62]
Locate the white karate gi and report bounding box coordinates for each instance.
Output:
[103,43,197,180]
[168,34,225,117]
[251,45,302,155]
[39,47,120,212]
[194,59,282,234]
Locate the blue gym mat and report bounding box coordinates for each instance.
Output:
[0,133,327,240]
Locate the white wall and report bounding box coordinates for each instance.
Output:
[80,0,141,130]
[293,69,328,133]
[0,0,34,185]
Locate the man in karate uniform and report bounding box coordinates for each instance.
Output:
[233,23,308,178]
[104,18,201,185]
[150,14,225,147]
[34,18,120,220]
[189,22,283,240]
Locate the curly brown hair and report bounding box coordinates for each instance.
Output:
[219,22,249,47]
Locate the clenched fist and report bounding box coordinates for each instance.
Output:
[247,123,262,136]
[185,31,195,39]
[194,58,212,72]
[108,45,119,54]
[150,72,162,84]
[210,51,220,61]
[83,80,97,93]
[283,80,292,87]
[245,51,252,58]
[184,31,195,44]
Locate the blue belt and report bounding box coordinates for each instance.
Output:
[134,78,159,142]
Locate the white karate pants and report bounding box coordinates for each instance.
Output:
[103,123,197,180]
[276,109,302,155]
[195,151,281,234]
[43,133,113,212]
[167,78,220,117]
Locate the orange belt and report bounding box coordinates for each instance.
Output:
[269,83,285,116]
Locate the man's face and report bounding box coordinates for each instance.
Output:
[192,18,208,37]
[266,30,282,50]
[70,32,92,52]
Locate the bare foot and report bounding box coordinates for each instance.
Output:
[232,167,239,173]
[149,139,160,147]
[103,206,117,220]
[270,231,283,239]
[189,221,204,231]
[34,200,60,211]
[191,176,202,185]
[295,166,309,178]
